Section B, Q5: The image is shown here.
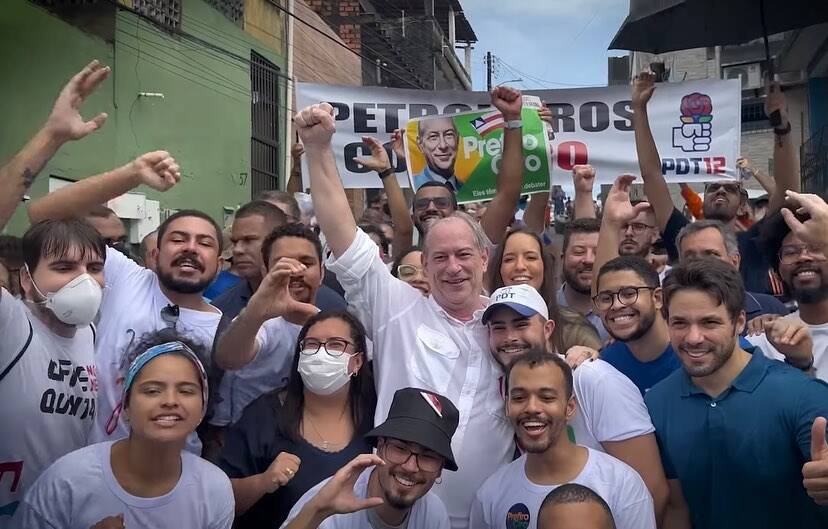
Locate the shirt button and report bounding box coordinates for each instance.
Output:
[710,402,717,408]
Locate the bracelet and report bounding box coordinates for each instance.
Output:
[377,167,395,180]
[785,355,814,371]
[774,121,791,136]
[505,119,523,130]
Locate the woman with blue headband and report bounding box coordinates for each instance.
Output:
[17,330,234,528]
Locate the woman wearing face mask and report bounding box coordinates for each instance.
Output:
[18,330,235,528]
[217,311,376,529]
[0,219,106,525]
[391,246,429,296]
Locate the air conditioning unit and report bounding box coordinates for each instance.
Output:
[722,62,763,90]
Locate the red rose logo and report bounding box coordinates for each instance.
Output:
[680,93,713,118]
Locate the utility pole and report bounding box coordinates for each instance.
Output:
[486,51,492,91]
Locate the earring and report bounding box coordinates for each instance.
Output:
[435,477,442,485]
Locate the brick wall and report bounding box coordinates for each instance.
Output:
[305,0,362,54]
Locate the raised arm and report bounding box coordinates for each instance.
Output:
[592,175,651,295]
[214,258,317,370]
[572,164,598,220]
[0,60,110,231]
[352,131,414,258]
[295,103,356,258]
[286,142,305,194]
[765,83,800,213]
[28,150,179,223]
[480,86,525,244]
[632,71,674,231]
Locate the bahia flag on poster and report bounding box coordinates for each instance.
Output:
[471,111,505,136]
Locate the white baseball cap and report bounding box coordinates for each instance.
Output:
[482,284,549,324]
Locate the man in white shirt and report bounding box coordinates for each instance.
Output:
[283,388,458,529]
[470,350,656,529]
[0,60,110,526]
[483,284,667,522]
[212,223,323,425]
[28,146,223,454]
[293,90,527,528]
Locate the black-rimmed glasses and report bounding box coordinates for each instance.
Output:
[592,286,655,311]
[299,337,355,357]
[621,222,656,234]
[414,197,452,211]
[383,439,443,473]
[779,244,827,264]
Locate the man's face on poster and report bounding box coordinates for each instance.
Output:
[417,117,458,178]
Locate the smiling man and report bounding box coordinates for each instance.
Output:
[412,117,461,191]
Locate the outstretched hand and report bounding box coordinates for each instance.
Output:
[308,454,386,518]
[353,136,392,173]
[603,175,651,225]
[782,191,828,246]
[131,151,180,191]
[46,60,111,143]
[631,71,656,109]
[247,258,318,322]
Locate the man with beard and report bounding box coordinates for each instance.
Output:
[28,155,223,455]
[754,195,828,381]
[213,223,323,423]
[470,349,656,529]
[283,387,458,529]
[632,71,799,295]
[412,117,462,191]
[617,202,658,259]
[294,93,525,529]
[483,285,668,521]
[645,258,828,528]
[556,218,608,341]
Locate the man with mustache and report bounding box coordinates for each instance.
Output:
[28,150,223,455]
[556,218,608,342]
[646,258,828,528]
[632,71,799,296]
[213,223,323,422]
[483,284,668,521]
[470,349,656,529]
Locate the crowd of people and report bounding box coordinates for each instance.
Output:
[1,59,827,529]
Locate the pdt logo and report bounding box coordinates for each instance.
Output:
[672,92,713,152]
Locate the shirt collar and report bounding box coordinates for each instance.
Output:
[558,283,595,317]
[423,166,461,191]
[680,346,769,397]
[428,294,488,325]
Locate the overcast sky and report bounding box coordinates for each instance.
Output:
[462,0,631,91]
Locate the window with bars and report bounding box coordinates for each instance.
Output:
[250,51,281,197]
[741,101,770,132]
[205,0,244,25]
[133,0,182,30]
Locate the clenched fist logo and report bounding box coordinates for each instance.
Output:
[672,92,713,152]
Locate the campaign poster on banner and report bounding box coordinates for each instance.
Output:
[403,96,552,203]
[296,79,741,191]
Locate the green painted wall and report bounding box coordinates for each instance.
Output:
[0,0,287,236]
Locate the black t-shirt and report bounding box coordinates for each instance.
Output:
[217,392,372,528]
[661,208,776,296]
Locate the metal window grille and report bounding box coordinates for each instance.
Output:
[250,51,281,197]
[133,0,181,30]
[802,125,828,200]
[741,101,770,132]
[205,0,244,25]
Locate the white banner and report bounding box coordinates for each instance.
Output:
[297,80,741,190]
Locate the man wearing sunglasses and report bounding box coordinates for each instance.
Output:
[632,72,799,296]
[283,388,459,529]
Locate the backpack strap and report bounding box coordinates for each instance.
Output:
[0,319,34,383]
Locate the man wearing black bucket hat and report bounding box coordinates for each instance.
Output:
[282,388,458,529]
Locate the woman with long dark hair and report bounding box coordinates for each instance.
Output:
[217,310,376,529]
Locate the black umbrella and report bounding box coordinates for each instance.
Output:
[609,0,828,124]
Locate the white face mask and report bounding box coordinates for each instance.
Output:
[30,271,103,326]
[298,347,354,396]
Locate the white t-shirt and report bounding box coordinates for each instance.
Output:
[88,248,222,454]
[282,467,450,529]
[470,449,656,529]
[18,441,234,529]
[0,290,96,525]
[569,359,655,450]
[746,310,828,382]
[327,229,514,529]
[210,316,302,426]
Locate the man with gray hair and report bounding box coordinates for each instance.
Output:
[293,87,528,529]
[675,219,787,322]
[412,117,461,190]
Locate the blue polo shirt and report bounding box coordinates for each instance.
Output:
[601,342,681,396]
[645,348,828,529]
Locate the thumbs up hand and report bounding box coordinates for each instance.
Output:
[803,417,828,506]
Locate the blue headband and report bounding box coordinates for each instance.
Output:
[123,341,209,412]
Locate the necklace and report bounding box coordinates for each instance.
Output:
[304,407,349,452]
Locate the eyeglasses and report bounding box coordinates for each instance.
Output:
[383,439,443,473]
[592,286,655,311]
[299,337,355,357]
[621,222,655,234]
[705,182,741,194]
[397,264,424,280]
[161,304,180,329]
[414,197,453,211]
[778,244,827,264]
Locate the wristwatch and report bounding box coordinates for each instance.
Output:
[774,121,791,136]
[377,167,395,180]
[505,119,523,130]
